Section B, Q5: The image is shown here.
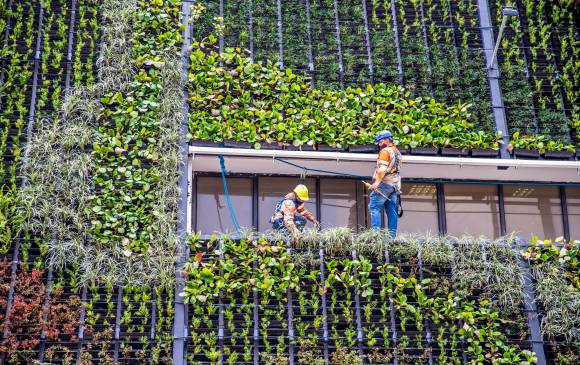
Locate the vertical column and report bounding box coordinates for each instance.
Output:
[37,269,54,363]
[276,0,283,68]
[418,0,434,96]
[319,243,330,364]
[218,241,225,364]
[385,248,398,365]
[477,0,510,158]
[253,258,260,365]
[517,238,547,365]
[113,287,123,362]
[304,0,315,87]
[389,0,404,84]
[331,0,344,86]
[417,252,433,365]
[287,248,295,365]
[248,0,254,60]
[64,0,78,91]
[0,0,14,88]
[173,1,193,364]
[351,249,365,360]
[218,0,224,53]
[75,285,88,364]
[2,2,46,341]
[360,0,374,83]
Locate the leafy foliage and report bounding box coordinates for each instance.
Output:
[187,21,502,150]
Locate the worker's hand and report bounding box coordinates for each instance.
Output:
[369,182,380,191]
[313,220,321,230]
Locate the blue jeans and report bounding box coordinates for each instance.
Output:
[369,184,398,238]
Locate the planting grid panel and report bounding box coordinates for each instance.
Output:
[184,241,541,365]
[489,0,580,143]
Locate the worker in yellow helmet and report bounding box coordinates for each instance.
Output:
[271,184,320,237]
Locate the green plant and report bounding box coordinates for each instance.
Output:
[507,131,576,153]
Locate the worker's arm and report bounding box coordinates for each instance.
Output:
[297,204,318,225]
[370,149,391,191]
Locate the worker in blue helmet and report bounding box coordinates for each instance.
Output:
[366,130,402,237]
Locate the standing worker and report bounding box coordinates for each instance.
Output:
[271,184,319,237]
[367,130,402,237]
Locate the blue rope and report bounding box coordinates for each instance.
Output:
[218,155,242,232]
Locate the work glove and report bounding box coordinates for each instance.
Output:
[313,220,321,231]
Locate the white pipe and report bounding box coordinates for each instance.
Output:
[190,146,580,170]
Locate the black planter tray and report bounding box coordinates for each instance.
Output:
[348,144,377,154]
[513,148,540,159]
[398,147,410,155]
[410,147,439,156]
[223,140,252,149]
[317,144,347,152]
[470,148,499,158]
[256,141,284,150]
[441,147,469,157]
[190,140,222,148]
[543,150,575,160]
[285,144,316,151]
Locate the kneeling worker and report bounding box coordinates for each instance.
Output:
[271,184,319,237]
[368,130,402,238]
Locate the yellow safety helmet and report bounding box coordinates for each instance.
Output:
[293,184,310,201]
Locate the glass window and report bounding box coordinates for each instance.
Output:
[257,177,317,232]
[320,179,358,229]
[504,185,563,241]
[445,184,500,238]
[397,183,439,234]
[195,177,253,234]
[566,187,580,239]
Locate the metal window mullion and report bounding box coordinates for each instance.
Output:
[304,0,315,87]
[385,248,398,365]
[319,244,329,364]
[360,0,374,83]
[64,0,78,91]
[559,186,569,240]
[287,248,295,365]
[276,0,283,68]
[351,248,365,360]
[75,285,88,364]
[37,269,54,363]
[389,0,404,84]
[331,0,344,87]
[316,178,321,222]
[252,176,259,230]
[436,183,447,235]
[497,184,507,236]
[248,0,254,61]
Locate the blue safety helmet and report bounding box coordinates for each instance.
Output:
[375,130,394,143]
